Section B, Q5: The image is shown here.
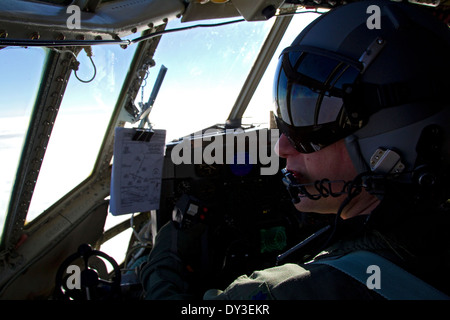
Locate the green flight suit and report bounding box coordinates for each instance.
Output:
[140,199,450,300]
[140,220,385,300]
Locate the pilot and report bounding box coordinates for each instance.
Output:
[140,0,450,300]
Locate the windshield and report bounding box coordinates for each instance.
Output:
[243,12,323,126]
[137,18,275,142]
[26,44,138,222]
[0,47,47,238]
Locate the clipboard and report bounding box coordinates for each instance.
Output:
[110,127,166,216]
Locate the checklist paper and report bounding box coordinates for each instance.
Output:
[110,127,166,216]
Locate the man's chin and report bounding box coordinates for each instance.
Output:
[293,197,316,213]
[293,196,343,215]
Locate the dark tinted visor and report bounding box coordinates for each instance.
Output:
[274,46,362,153]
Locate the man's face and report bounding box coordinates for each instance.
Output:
[275,134,379,218]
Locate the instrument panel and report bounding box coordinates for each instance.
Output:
[157,128,333,288]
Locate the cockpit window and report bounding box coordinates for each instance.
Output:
[0,47,47,239]
[243,12,323,126]
[26,44,137,222]
[137,18,275,142]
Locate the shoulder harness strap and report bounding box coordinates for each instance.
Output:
[311,250,450,300]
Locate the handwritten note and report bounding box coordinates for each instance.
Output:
[110,127,166,216]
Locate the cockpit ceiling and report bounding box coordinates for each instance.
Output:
[0,0,185,41]
[0,0,448,44]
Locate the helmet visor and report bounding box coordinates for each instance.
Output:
[274,46,361,153]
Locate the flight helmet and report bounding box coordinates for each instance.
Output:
[274,0,450,198]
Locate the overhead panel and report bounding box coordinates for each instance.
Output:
[0,0,185,41]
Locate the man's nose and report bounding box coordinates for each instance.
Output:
[275,133,298,158]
